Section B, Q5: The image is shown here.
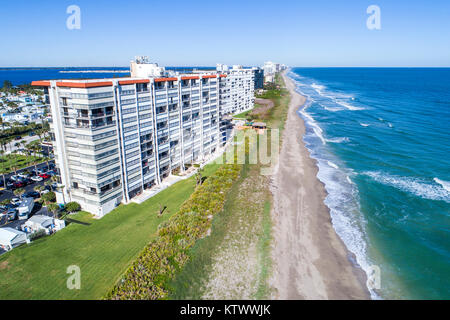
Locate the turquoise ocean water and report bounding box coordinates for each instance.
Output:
[289,68,450,299]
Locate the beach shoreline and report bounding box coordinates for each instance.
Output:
[269,71,370,299]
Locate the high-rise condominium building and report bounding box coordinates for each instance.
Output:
[32,58,256,217]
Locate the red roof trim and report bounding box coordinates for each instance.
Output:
[31,81,51,87]
[154,77,178,83]
[118,79,150,85]
[56,81,113,88]
[181,76,199,80]
[202,75,218,79]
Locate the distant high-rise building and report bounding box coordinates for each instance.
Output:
[253,67,264,89]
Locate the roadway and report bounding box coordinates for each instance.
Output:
[4,134,40,154]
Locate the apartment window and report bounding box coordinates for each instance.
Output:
[137,83,148,92]
[121,90,135,96]
[62,97,68,106]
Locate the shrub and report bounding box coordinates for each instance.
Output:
[65,201,81,213]
[104,164,241,300]
[42,191,56,204]
[46,203,59,217]
[29,229,46,241]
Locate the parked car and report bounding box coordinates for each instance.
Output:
[6,209,17,221]
[32,168,45,175]
[29,131,35,136]
[6,180,14,189]
[21,191,40,199]
[18,172,30,179]
[30,175,43,182]
[12,181,25,188]
[39,173,50,179]
[14,136,22,141]
[11,197,21,205]
[10,175,21,182]
[46,170,56,176]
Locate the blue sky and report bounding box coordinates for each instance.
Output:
[1,0,449,67]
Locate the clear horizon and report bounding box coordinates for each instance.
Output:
[1,0,450,67]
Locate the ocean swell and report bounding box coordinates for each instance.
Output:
[363,172,450,203]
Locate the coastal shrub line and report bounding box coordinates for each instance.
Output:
[104,163,241,300]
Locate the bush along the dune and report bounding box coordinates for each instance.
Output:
[105,164,241,300]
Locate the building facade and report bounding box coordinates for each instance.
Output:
[253,67,264,89]
[33,60,255,217]
[217,65,255,115]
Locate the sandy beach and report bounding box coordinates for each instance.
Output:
[269,71,370,300]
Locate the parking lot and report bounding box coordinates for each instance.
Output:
[0,160,56,255]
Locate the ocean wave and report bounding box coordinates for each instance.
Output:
[311,83,326,95]
[327,161,339,169]
[299,108,327,145]
[314,159,377,299]
[309,82,365,111]
[360,123,370,127]
[326,137,350,143]
[434,178,450,192]
[363,172,450,203]
[318,102,345,112]
[335,100,366,111]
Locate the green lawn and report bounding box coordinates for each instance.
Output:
[0,162,220,300]
[232,105,257,119]
[0,154,44,173]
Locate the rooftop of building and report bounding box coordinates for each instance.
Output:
[31,73,227,88]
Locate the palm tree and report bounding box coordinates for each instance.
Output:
[195,168,203,186]
[0,150,6,188]
[50,175,65,204]
[13,142,21,174]
[13,188,25,197]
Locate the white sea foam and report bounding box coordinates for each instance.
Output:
[387,122,393,128]
[318,102,345,112]
[434,178,450,192]
[314,159,377,299]
[327,161,339,169]
[311,83,326,95]
[299,108,327,145]
[360,123,370,127]
[326,137,350,143]
[335,100,366,111]
[363,172,450,203]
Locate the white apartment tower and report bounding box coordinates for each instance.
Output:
[33,58,255,217]
[217,64,255,115]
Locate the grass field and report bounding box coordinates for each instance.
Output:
[0,154,44,173]
[0,162,220,299]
